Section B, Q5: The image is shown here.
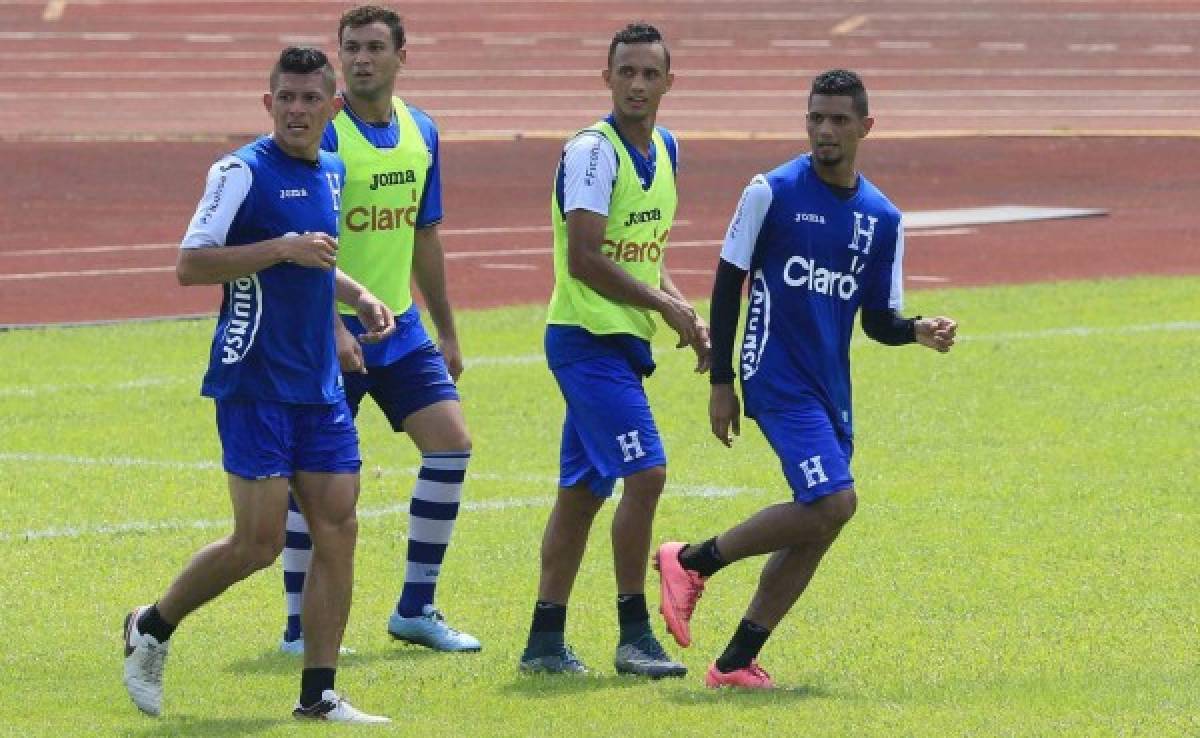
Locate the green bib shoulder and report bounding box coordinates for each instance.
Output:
[331,97,431,315]
[546,120,677,340]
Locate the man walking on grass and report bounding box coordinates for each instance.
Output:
[656,68,958,689]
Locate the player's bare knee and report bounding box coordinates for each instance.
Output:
[820,488,857,530]
[312,512,359,546]
[229,535,284,572]
[624,465,666,498]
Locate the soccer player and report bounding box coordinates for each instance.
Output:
[277,4,480,655]
[655,69,958,688]
[518,22,710,678]
[121,47,391,723]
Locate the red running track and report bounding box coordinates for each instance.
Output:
[0,0,1198,324]
[2,135,1199,325]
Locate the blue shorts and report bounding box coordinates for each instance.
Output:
[215,398,361,480]
[552,353,666,498]
[344,343,460,431]
[754,398,854,504]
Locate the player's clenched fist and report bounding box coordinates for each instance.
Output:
[281,232,339,270]
[915,316,958,353]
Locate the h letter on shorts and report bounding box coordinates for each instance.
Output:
[797,455,829,488]
[616,431,646,463]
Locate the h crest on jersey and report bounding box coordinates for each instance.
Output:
[847,211,878,254]
[325,172,342,211]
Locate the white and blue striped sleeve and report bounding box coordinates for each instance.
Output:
[888,217,906,311]
[560,132,618,217]
[719,175,772,270]
[181,156,252,249]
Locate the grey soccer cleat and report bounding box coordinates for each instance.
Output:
[614,632,688,679]
[518,642,589,674]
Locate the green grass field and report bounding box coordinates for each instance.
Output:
[1,276,1197,737]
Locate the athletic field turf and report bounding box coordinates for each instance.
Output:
[1,276,1196,737]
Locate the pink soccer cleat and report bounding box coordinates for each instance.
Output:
[704,661,775,689]
[654,541,706,648]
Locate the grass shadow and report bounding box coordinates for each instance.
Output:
[225,642,449,676]
[662,682,829,707]
[133,716,283,736]
[499,672,663,698]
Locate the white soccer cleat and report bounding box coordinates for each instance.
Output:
[293,689,391,724]
[122,605,169,716]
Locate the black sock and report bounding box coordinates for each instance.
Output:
[530,600,567,634]
[616,593,650,643]
[679,537,728,578]
[715,619,771,673]
[137,604,176,643]
[299,667,336,708]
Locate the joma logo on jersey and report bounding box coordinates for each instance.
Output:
[369,169,417,190]
[345,204,418,232]
[783,255,859,300]
[602,228,669,264]
[795,212,826,224]
[220,275,262,364]
[623,208,662,227]
[279,188,308,199]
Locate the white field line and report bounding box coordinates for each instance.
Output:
[0,221,694,260]
[9,68,1200,81]
[2,321,1195,400]
[0,454,765,542]
[1,355,544,397]
[480,263,537,270]
[4,321,1195,400]
[956,321,1200,342]
[10,76,1200,101]
[0,265,174,281]
[0,377,183,398]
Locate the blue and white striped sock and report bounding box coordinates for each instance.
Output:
[396,451,469,618]
[281,493,311,642]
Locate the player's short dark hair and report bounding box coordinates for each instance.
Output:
[339,5,406,50]
[270,46,336,94]
[809,68,869,117]
[608,22,670,72]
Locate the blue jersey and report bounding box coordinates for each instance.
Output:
[182,136,347,404]
[724,154,905,438]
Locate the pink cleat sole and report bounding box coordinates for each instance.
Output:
[654,541,706,648]
[704,661,775,689]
